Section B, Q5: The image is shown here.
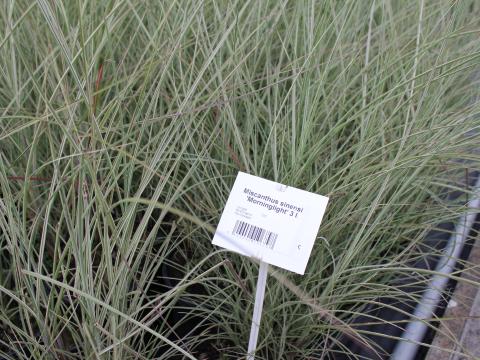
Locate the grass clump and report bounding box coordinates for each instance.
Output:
[1,0,480,359]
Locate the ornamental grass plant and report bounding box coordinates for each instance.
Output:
[1,1,480,359]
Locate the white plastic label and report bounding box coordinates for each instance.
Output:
[212,172,329,274]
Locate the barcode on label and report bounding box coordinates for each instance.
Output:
[232,220,278,250]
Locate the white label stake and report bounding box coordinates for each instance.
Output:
[212,172,329,358]
[247,261,269,360]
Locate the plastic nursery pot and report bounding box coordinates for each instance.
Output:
[152,247,227,359]
[331,170,480,360]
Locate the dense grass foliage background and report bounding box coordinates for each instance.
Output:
[1,1,480,359]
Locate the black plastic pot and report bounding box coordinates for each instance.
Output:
[332,170,480,360]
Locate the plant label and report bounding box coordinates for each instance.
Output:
[212,172,329,274]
